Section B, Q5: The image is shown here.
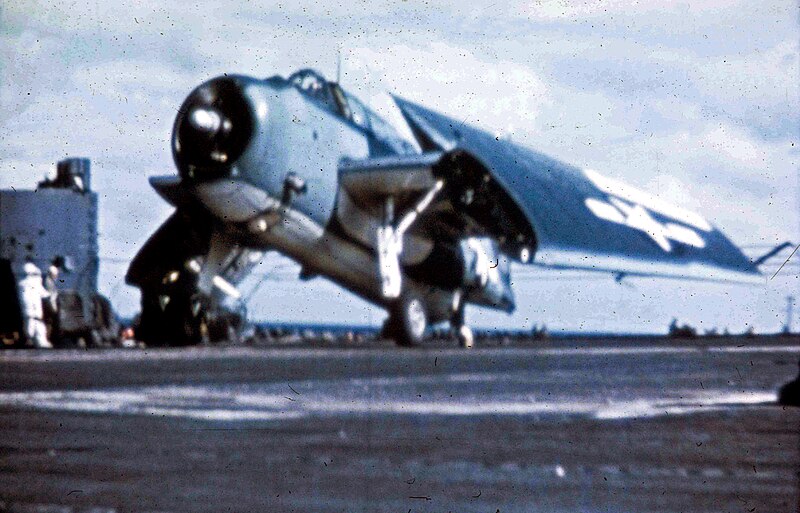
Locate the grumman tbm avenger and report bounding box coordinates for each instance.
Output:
[126,68,763,347]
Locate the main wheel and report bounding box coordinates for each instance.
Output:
[388,292,428,347]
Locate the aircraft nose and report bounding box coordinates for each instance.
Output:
[173,77,255,181]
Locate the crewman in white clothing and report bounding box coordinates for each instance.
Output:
[17,262,52,349]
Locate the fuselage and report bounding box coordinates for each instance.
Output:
[169,70,460,323]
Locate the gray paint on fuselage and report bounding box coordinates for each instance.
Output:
[200,78,458,317]
[235,82,370,226]
[230,78,431,262]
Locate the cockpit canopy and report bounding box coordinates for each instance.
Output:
[288,69,329,101]
[286,68,416,155]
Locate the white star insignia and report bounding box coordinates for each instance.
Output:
[609,198,672,252]
[585,197,706,252]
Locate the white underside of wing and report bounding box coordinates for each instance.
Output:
[534,248,762,284]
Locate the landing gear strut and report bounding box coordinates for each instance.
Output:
[375,183,445,348]
[450,299,474,349]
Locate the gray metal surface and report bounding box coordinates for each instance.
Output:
[0,337,797,512]
[0,188,98,297]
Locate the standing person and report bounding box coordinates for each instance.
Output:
[17,262,52,349]
[43,258,61,340]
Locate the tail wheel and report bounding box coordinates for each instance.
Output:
[389,292,428,347]
[457,325,474,349]
[450,295,475,349]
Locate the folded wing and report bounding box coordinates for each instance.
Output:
[356,96,760,284]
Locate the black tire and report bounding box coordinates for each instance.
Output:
[388,292,428,347]
[138,291,205,346]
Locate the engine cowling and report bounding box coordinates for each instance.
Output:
[173,76,256,182]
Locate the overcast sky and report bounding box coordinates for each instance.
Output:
[1,0,798,333]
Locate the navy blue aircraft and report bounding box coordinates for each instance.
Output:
[127,68,761,347]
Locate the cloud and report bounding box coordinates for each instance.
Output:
[687,40,800,138]
[518,0,746,20]
[343,42,551,133]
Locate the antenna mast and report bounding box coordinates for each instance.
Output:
[336,47,342,84]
